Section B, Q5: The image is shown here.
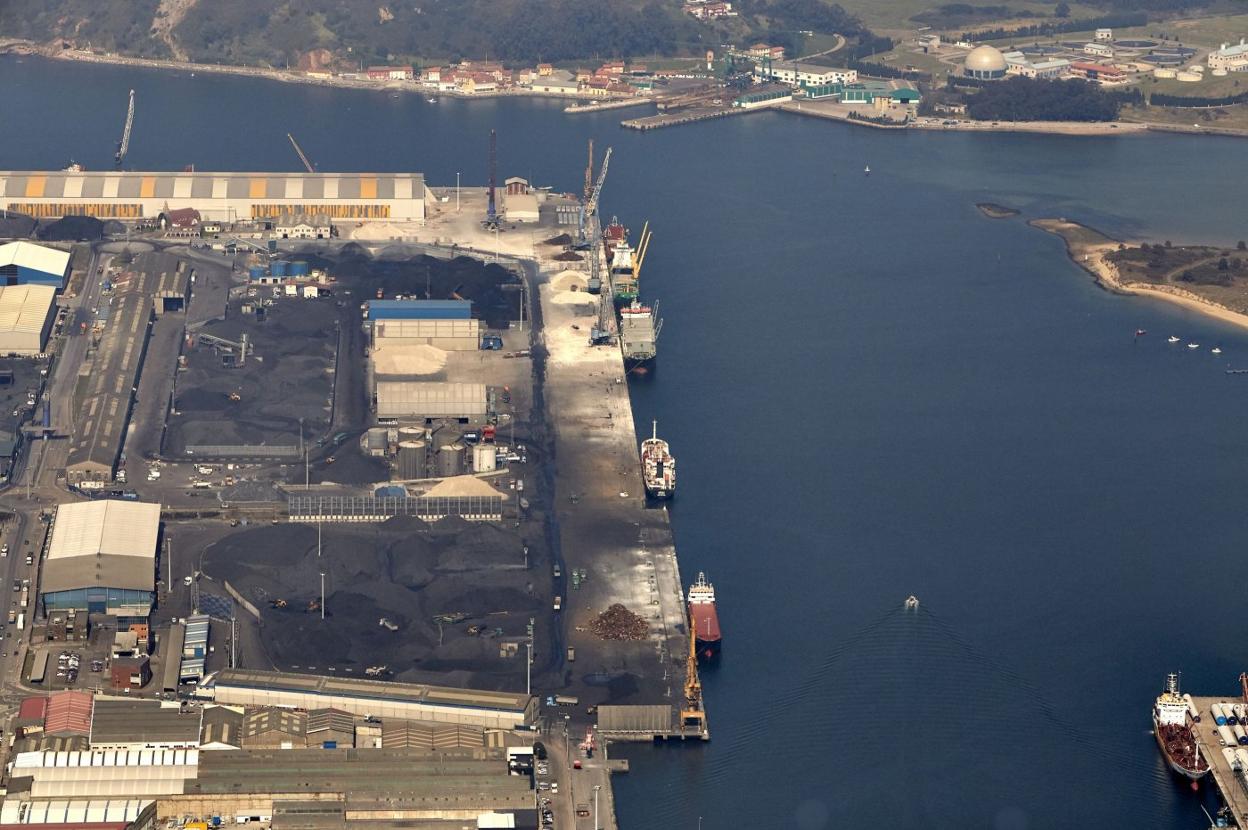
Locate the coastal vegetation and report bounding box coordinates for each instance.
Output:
[964,76,1122,120]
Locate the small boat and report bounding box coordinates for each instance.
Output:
[1135,329,1147,337]
[904,595,919,610]
[1212,347,1223,354]
[1168,336,1181,343]
[427,96,438,103]
[864,164,871,175]
[1188,343,1200,349]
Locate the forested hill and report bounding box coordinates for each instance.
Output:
[0,0,864,66]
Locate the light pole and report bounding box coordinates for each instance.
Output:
[564,715,570,768]
[319,572,325,620]
[456,172,461,213]
[593,784,600,830]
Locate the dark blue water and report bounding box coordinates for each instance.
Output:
[6,55,1248,828]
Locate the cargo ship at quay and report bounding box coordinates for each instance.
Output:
[1153,673,1209,783]
[603,218,661,372]
[641,420,676,499]
[688,572,721,661]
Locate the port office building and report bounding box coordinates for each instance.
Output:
[0,241,70,288]
[207,669,536,730]
[41,500,161,619]
[0,171,429,222]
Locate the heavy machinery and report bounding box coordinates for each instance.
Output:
[680,609,708,736]
[485,129,499,228]
[270,599,288,609]
[287,133,316,173]
[307,599,321,613]
[227,390,241,402]
[577,145,612,247]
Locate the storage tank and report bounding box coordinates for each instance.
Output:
[1218,723,1237,746]
[398,426,423,443]
[1234,723,1248,746]
[366,427,388,455]
[1213,703,1228,725]
[397,441,427,480]
[290,261,310,277]
[473,443,497,473]
[1153,68,1177,79]
[1236,747,1248,771]
[438,442,465,477]
[1176,71,1201,82]
[249,265,266,280]
[1225,703,1239,725]
[1184,694,1201,722]
[1226,746,1242,770]
[1213,68,1229,76]
[272,260,289,277]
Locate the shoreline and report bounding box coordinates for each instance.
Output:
[1030,217,1248,334]
[7,41,1248,140]
[0,40,626,104]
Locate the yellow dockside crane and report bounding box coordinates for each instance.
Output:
[680,609,708,738]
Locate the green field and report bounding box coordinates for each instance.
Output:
[839,0,1109,35]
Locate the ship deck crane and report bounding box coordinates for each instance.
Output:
[287,133,316,173]
[632,221,651,281]
[115,89,135,167]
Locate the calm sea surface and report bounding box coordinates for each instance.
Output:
[5,54,1248,828]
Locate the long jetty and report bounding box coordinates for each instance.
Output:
[1191,696,1248,824]
[621,106,751,131]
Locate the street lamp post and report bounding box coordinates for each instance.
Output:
[593,784,601,830]
[319,572,325,620]
[456,173,461,213]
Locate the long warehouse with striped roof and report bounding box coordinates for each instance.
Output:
[0,171,429,221]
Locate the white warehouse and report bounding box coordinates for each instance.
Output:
[0,283,57,355]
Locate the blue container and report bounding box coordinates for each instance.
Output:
[1216,713,1228,726]
[211,818,221,827]
[249,265,266,280]
[290,261,310,277]
[272,260,289,277]
[322,740,337,749]
[267,239,277,253]
[375,485,406,499]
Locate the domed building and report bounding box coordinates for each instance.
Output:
[963,45,1008,80]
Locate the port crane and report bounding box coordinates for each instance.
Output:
[484,129,499,229]
[114,89,135,167]
[287,133,316,173]
[680,610,708,736]
[577,146,612,247]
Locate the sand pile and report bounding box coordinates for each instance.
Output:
[425,475,504,498]
[551,270,588,292]
[371,344,448,376]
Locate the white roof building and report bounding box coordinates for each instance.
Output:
[1209,39,1248,71]
[0,241,71,286]
[0,283,56,355]
[376,382,487,419]
[43,500,161,617]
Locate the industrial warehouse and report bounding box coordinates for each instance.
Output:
[40,499,161,619]
[0,283,57,355]
[0,171,430,221]
[0,241,70,287]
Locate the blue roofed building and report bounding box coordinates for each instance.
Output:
[366,299,472,320]
[0,241,70,288]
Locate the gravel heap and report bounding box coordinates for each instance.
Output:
[589,604,648,640]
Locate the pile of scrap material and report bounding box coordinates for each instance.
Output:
[589,604,648,640]
[543,233,573,246]
[553,251,583,262]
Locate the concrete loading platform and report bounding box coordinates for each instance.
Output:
[1191,696,1248,824]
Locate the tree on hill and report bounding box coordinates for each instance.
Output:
[966,76,1121,121]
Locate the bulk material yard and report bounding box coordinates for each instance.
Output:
[202,669,536,730]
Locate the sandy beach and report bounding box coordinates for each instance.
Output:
[1031,217,1248,333]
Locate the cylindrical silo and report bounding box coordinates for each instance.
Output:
[438,443,465,477]
[398,426,422,443]
[397,440,427,480]
[272,260,289,277]
[473,443,497,473]
[366,427,388,455]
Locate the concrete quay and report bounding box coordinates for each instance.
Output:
[1191,696,1248,825]
[621,105,752,131]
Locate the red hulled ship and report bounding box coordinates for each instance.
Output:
[687,572,720,661]
[1153,672,1209,784]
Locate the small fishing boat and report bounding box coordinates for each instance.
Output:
[864,164,871,175]
[1212,347,1223,355]
[1135,329,1147,337]
[1188,343,1201,349]
[1168,336,1181,343]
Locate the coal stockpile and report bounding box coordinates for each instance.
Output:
[202,517,543,681]
[294,245,521,329]
[165,298,338,454]
[37,216,103,241]
[0,213,36,239]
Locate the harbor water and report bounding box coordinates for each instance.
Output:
[5,54,1248,827]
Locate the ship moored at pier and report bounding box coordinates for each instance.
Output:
[641,420,675,499]
[1154,672,1209,783]
[687,572,720,661]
